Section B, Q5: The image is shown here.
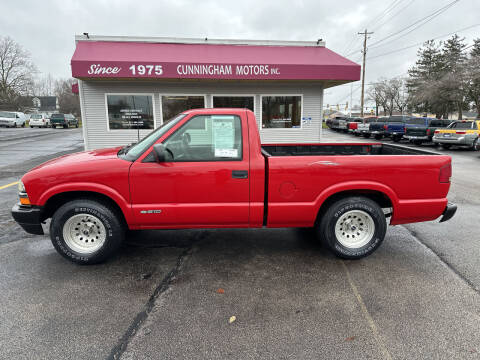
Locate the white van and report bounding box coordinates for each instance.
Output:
[0,111,27,127]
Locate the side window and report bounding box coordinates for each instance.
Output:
[163,115,243,162]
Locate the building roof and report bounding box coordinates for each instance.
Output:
[71,35,360,85]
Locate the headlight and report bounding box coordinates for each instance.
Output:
[18,180,26,193]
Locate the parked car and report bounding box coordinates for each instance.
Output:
[433,120,480,150]
[355,117,378,138]
[50,113,78,128]
[404,118,453,145]
[12,108,456,264]
[347,118,363,135]
[384,115,412,142]
[29,114,50,128]
[0,111,27,127]
[337,116,349,132]
[367,116,389,139]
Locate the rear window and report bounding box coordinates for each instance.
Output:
[430,120,443,127]
[407,118,427,125]
[31,114,42,119]
[50,114,64,119]
[450,121,474,129]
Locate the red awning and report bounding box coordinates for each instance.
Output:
[71,40,360,82]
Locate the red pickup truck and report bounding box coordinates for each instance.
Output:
[12,109,456,264]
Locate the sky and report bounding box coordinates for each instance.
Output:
[1,0,480,108]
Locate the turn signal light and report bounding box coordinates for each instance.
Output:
[439,163,451,183]
[20,197,31,205]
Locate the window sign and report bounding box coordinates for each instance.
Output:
[261,96,302,129]
[212,116,236,158]
[107,95,154,130]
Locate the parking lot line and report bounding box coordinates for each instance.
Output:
[341,260,393,360]
[0,181,19,190]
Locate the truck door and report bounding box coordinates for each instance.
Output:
[129,113,250,227]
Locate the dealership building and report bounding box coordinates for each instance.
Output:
[71,35,360,150]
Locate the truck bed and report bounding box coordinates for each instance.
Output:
[262,143,437,156]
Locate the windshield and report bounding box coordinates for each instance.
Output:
[50,114,64,119]
[122,114,186,160]
[0,111,15,118]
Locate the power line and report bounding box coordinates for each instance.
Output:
[370,0,416,33]
[368,0,461,49]
[367,23,480,60]
[341,0,406,55]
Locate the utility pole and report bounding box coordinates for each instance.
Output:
[358,29,373,117]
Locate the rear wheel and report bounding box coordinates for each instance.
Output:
[374,135,383,140]
[318,197,387,259]
[413,140,423,145]
[441,144,451,150]
[392,135,402,142]
[363,133,371,138]
[471,138,479,151]
[50,199,125,264]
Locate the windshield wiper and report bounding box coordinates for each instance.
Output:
[118,142,136,155]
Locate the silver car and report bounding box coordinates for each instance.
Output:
[432,120,480,150]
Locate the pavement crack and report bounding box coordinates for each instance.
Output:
[106,245,193,360]
[402,225,480,294]
[341,260,393,360]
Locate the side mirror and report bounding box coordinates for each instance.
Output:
[153,144,166,162]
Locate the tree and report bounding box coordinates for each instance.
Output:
[466,39,480,118]
[33,73,55,96]
[407,40,445,117]
[367,78,407,116]
[0,36,37,110]
[54,78,80,116]
[438,35,468,119]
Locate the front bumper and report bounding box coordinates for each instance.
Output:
[11,203,44,235]
[439,202,457,223]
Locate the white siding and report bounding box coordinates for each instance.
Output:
[79,80,324,150]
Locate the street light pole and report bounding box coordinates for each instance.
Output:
[358,29,373,117]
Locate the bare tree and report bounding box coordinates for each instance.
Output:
[368,78,407,116]
[33,73,55,96]
[0,36,37,109]
[54,78,80,116]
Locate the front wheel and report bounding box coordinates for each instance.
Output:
[318,197,387,259]
[50,199,125,264]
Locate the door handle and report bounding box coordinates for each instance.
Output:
[232,170,248,179]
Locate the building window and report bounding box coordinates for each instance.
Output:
[161,95,205,124]
[163,115,242,162]
[106,94,154,130]
[261,95,302,129]
[213,96,254,112]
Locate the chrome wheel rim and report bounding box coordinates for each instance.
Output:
[63,214,106,254]
[335,210,375,249]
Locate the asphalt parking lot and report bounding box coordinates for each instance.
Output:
[0,127,479,360]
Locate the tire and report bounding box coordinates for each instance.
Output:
[413,140,423,146]
[75,123,79,128]
[374,135,383,140]
[63,124,68,129]
[363,133,371,138]
[441,144,451,149]
[318,197,387,259]
[50,199,125,264]
[51,125,55,129]
[470,138,479,151]
[392,136,401,142]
